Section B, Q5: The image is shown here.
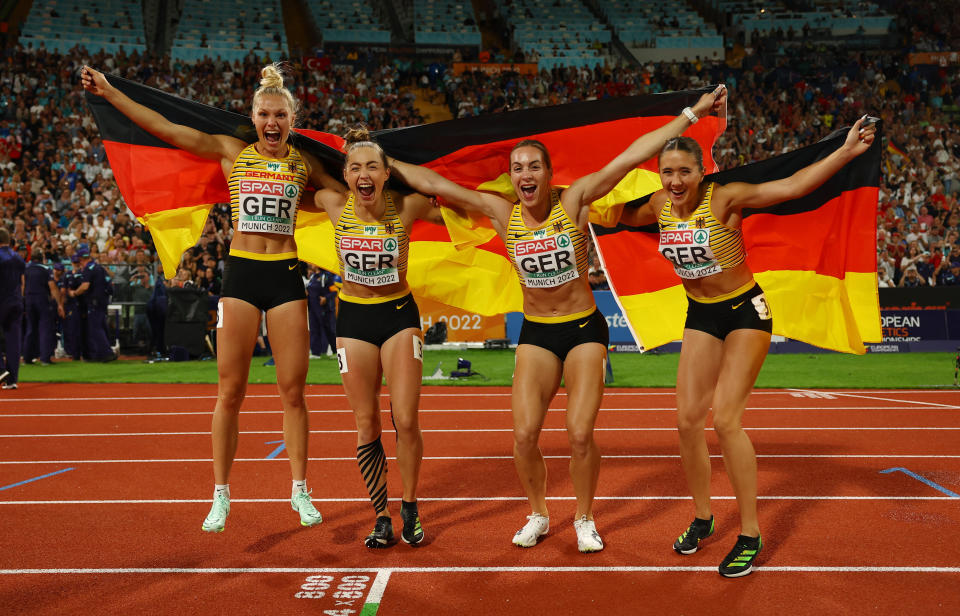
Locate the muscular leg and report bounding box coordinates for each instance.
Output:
[266,300,310,481]
[212,298,261,484]
[338,336,389,516]
[562,342,606,520]
[512,344,562,516]
[712,328,770,538]
[675,329,723,520]
[380,328,424,502]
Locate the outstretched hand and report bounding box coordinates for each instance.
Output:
[80,66,111,97]
[691,84,727,119]
[844,115,877,157]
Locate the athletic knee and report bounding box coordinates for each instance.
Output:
[217,382,247,412]
[676,410,707,438]
[513,427,540,454]
[391,412,420,441]
[712,413,743,440]
[566,427,595,457]
[355,415,382,442]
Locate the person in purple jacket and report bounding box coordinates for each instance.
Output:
[0,227,25,389]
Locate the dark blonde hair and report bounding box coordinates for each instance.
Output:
[343,126,387,167]
[510,139,552,170]
[658,137,704,172]
[252,63,298,119]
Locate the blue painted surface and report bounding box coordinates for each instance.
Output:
[265,440,286,460]
[0,467,74,491]
[880,467,959,498]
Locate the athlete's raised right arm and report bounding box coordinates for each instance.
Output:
[81,66,242,163]
[388,158,508,221]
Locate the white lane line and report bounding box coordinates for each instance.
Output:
[3,426,959,438]
[0,565,957,574]
[4,405,957,417]
[2,454,960,465]
[829,391,960,409]
[0,496,955,505]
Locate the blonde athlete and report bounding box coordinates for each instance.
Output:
[313,127,439,548]
[619,116,877,576]
[81,64,345,533]
[390,88,725,552]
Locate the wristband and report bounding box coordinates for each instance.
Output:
[682,107,698,124]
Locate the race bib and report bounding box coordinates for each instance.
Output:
[514,232,579,288]
[659,226,721,279]
[236,177,300,235]
[339,234,400,286]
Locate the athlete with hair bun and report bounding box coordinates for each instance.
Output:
[313,127,440,548]
[618,116,877,577]
[82,63,345,533]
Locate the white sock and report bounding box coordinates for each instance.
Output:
[214,484,230,500]
[292,479,307,497]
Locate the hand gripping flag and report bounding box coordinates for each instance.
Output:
[592,125,882,354]
[86,74,721,316]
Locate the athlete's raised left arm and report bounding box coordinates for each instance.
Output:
[718,116,877,213]
[564,86,726,220]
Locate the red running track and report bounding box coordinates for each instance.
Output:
[1,384,958,615]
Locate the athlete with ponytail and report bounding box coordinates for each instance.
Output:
[313,127,440,548]
[81,63,345,533]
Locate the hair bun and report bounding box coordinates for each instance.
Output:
[343,126,372,145]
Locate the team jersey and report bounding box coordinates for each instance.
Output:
[657,182,746,280]
[228,143,308,235]
[334,191,408,287]
[504,189,589,288]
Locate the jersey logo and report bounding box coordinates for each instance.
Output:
[578,320,590,328]
[288,263,299,270]
[695,217,706,229]
[363,225,378,235]
[385,223,395,235]
[553,221,564,233]
[396,300,409,310]
[731,301,745,310]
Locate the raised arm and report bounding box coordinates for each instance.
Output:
[718,116,877,212]
[389,158,509,221]
[566,86,726,209]
[81,66,242,164]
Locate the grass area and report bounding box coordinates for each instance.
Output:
[14,350,959,388]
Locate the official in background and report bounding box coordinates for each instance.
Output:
[61,255,85,360]
[306,265,338,357]
[23,249,61,365]
[0,227,25,389]
[70,245,116,362]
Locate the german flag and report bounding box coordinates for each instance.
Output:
[886,139,908,161]
[592,126,882,354]
[86,75,721,316]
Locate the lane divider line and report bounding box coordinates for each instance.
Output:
[360,570,391,616]
[0,467,74,491]
[0,566,958,574]
[880,467,960,497]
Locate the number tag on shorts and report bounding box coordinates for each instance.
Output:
[412,336,423,361]
[337,347,348,374]
[217,300,224,329]
[752,293,772,320]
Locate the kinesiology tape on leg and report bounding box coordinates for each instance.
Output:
[357,437,388,514]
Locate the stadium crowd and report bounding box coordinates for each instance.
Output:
[1,2,958,374]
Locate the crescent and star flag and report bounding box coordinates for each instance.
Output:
[86,74,721,316]
[592,125,882,354]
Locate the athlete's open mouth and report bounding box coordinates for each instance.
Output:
[265,130,282,145]
[520,184,537,198]
[357,182,375,197]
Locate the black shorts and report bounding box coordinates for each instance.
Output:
[685,283,773,340]
[337,292,421,348]
[518,308,609,361]
[220,253,305,311]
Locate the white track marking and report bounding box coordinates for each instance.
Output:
[0,565,958,574]
[2,426,959,438]
[2,454,958,464]
[0,495,956,505]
